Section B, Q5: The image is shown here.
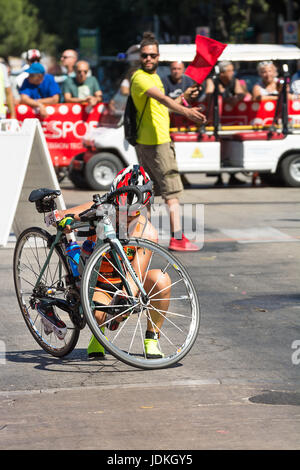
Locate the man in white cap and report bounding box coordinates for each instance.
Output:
[16,49,42,90]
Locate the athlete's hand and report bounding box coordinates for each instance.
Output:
[58,214,76,233]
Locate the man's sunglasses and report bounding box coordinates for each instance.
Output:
[141,53,159,59]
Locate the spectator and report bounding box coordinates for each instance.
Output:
[108,67,137,116]
[60,49,78,79]
[118,70,133,96]
[19,62,61,119]
[53,49,78,92]
[63,60,102,106]
[289,62,300,99]
[161,61,201,102]
[131,31,206,252]
[252,61,281,101]
[205,61,248,186]
[205,60,247,105]
[0,61,16,119]
[162,61,201,188]
[16,49,42,90]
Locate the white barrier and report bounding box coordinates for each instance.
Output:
[0,118,66,247]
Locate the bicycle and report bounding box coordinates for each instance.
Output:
[13,186,200,369]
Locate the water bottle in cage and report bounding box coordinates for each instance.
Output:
[65,241,81,278]
[78,239,95,275]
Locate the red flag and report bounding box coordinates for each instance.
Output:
[185,35,227,84]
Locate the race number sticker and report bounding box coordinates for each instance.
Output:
[44,210,61,227]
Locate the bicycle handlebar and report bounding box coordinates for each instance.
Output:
[78,186,144,221]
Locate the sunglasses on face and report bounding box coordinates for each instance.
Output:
[141,53,159,59]
[77,70,88,74]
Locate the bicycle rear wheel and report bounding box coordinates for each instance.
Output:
[13,227,80,357]
[81,238,200,369]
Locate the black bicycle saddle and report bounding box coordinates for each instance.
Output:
[29,188,61,202]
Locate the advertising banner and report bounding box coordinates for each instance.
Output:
[15,103,106,167]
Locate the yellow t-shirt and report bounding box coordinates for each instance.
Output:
[131,69,170,145]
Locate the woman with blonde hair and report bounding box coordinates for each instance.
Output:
[252,61,282,100]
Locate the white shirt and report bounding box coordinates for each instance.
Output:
[0,63,10,88]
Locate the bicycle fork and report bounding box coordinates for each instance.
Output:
[102,216,149,304]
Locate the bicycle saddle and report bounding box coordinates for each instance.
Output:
[29,188,61,202]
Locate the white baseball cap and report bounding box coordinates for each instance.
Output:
[26,49,41,62]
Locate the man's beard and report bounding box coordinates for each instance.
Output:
[141,61,158,73]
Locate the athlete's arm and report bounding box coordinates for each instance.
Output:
[56,202,94,220]
[145,86,206,125]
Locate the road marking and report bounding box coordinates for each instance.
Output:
[218,227,299,244]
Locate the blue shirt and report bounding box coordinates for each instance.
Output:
[20,74,61,99]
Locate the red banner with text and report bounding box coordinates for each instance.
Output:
[15,103,106,168]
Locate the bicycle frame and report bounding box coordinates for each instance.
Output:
[34,230,64,289]
[34,215,148,305]
[101,215,148,302]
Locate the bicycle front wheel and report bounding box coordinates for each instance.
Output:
[81,238,200,369]
[13,227,80,357]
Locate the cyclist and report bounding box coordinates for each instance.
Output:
[54,165,171,359]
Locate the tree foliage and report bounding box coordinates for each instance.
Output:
[0,0,59,57]
[215,0,271,42]
[0,0,297,58]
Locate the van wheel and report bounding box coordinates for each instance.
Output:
[84,152,123,191]
[279,154,300,187]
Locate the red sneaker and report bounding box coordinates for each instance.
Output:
[168,234,200,252]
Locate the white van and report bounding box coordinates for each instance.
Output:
[68,43,300,190]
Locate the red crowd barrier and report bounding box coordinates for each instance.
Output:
[12,99,300,171]
[170,98,300,129]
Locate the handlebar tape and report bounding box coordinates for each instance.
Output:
[78,186,143,219]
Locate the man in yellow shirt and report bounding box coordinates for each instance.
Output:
[131,32,206,251]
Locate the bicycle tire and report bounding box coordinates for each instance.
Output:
[81,238,200,369]
[13,227,80,357]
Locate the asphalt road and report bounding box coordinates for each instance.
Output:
[1,174,300,451]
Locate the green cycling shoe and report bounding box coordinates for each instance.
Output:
[144,331,164,359]
[88,330,164,360]
[87,330,106,359]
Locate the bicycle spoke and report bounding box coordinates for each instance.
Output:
[92,267,119,291]
[147,262,170,297]
[138,314,146,357]
[128,313,140,354]
[143,307,174,346]
[96,303,136,328]
[142,250,153,285]
[150,295,190,301]
[110,313,132,343]
[102,253,130,284]
[149,306,192,318]
[149,277,184,299]
[19,275,36,288]
[144,310,164,352]
[148,303,185,333]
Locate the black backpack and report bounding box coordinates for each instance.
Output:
[124,82,149,146]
